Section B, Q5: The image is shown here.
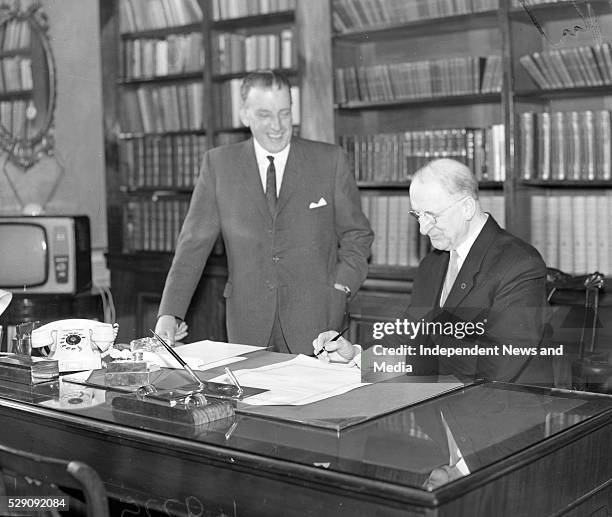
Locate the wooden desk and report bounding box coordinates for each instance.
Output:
[0,353,609,517]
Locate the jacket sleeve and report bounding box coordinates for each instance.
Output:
[332,147,374,293]
[157,151,221,319]
[433,251,549,383]
[474,253,549,382]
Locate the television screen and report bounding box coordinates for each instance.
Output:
[0,223,47,287]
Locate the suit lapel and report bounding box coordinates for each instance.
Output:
[276,138,301,214]
[429,251,450,310]
[236,138,273,224]
[443,217,500,308]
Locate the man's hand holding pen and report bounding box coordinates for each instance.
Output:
[312,329,360,367]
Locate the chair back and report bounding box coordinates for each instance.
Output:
[545,268,611,393]
[0,442,109,517]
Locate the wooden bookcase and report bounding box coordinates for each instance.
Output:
[331,0,612,346]
[331,0,506,341]
[100,0,333,342]
[101,0,612,346]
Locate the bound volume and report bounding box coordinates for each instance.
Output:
[0,354,59,385]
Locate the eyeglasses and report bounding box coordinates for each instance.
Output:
[409,196,469,227]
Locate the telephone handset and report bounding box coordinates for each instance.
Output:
[31,319,118,372]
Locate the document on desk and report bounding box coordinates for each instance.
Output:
[210,355,368,405]
[148,341,265,371]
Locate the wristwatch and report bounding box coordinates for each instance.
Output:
[334,283,351,297]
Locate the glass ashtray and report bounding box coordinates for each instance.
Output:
[130,337,163,359]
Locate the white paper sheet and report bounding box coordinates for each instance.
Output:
[148,340,264,370]
[210,354,369,405]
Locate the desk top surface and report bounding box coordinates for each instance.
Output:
[0,350,610,495]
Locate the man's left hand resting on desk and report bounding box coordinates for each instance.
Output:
[154,315,189,345]
[312,331,361,367]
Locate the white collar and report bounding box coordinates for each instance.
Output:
[454,213,488,266]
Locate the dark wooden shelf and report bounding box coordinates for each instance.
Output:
[367,264,418,281]
[117,128,207,139]
[515,84,612,100]
[0,89,32,101]
[521,179,612,188]
[336,92,501,110]
[120,22,203,40]
[214,126,248,133]
[356,180,503,189]
[212,68,297,82]
[118,70,203,86]
[211,10,294,31]
[0,47,30,58]
[357,181,411,188]
[333,9,498,42]
[119,186,193,196]
[509,0,612,21]
[479,180,505,189]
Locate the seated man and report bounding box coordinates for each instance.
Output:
[314,158,552,385]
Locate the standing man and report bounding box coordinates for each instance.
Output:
[314,158,552,384]
[156,70,373,354]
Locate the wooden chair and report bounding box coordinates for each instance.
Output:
[545,268,611,393]
[0,442,109,517]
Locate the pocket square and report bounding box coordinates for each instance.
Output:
[309,197,328,209]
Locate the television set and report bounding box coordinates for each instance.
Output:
[0,216,92,294]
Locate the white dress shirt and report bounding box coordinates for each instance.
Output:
[439,214,489,306]
[253,138,290,197]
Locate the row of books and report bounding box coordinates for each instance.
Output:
[518,110,612,181]
[0,100,33,138]
[119,82,205,134]
[530,195,611,275]
[338,125,506,183]
[119,0,202,33]
[512,0,579,5]
[214,80,300,128]
[361,193,505,267]
[520,44,612,89]
[0,19,30,51]
[119,133,206,189]
[121,190,504,260]
[123,196,190,253]
[0,56,32,93]
[122,33,205,80]
[214,29,294,75]
[332,0,499,32]
[334,55,501,105]
[211,0,296,21]
[361,194,427,267]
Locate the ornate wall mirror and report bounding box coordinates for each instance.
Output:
[0,1,55,169]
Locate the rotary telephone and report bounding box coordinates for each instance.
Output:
[31,319,118,372]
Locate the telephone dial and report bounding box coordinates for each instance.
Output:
[31,319,118,372]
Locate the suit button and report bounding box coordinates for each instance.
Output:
[272,256,280,262]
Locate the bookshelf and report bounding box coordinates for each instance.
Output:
[329,0,612,345]
[332,0,503,312]
[101,0,612,345]
[101,0,333,342]
[507,0,612,278]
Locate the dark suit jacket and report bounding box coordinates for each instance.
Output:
[365,217,552,384]
[158,137,373,354]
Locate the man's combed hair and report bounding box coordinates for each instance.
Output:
[413,158,479,199]
[240,70,292,102]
